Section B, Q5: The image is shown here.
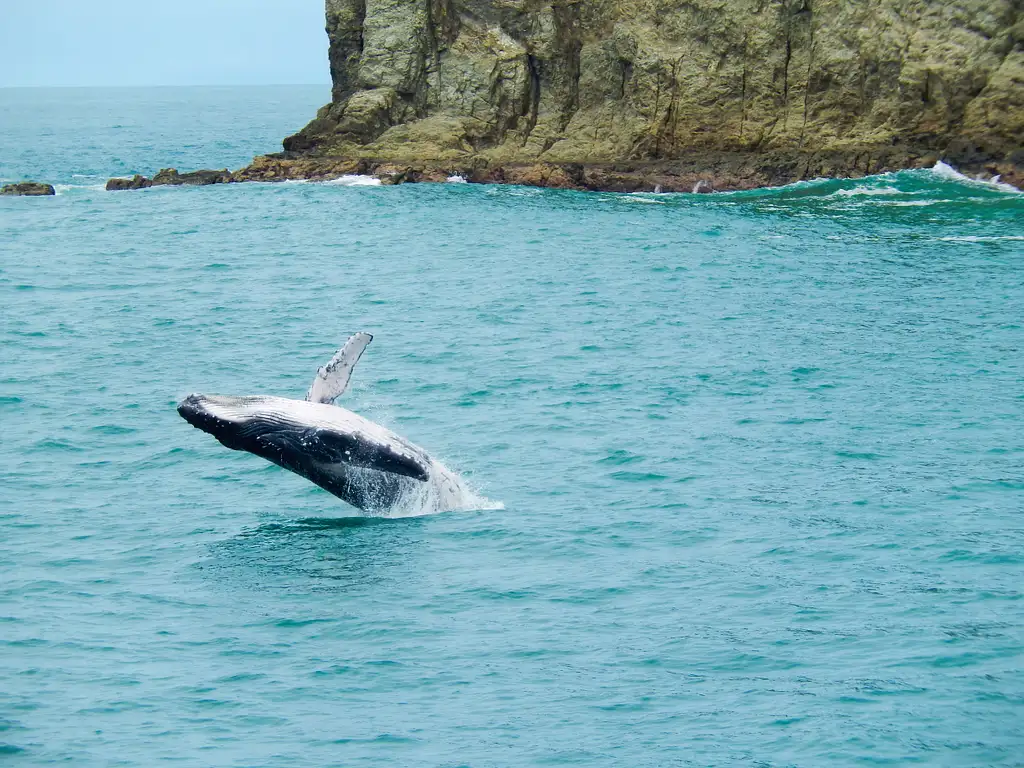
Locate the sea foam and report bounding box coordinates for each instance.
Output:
[320,174,383,187]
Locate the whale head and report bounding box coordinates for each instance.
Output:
[176,393,266,452]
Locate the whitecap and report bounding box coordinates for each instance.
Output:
[937,235,1024,243]
[446,174,468,184]
[623,195,667,204]
[500,187,544,196]
[830,185,904,197]
[873,200,948,207]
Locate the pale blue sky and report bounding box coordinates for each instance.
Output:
[1,0,331,87]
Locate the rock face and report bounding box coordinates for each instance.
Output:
[255,0,1023,190]
[2,182,55,196]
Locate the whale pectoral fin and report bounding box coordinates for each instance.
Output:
[306,332,373,405]
[302,428,430,482]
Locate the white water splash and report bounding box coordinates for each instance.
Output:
[50,182,107,195]
[345,458,503,519]
[385,477,504,518]
[320,175,383,187]
[446,175,468,184]
[930,161,1021,193]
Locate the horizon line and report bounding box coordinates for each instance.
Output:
[0,82,331,90]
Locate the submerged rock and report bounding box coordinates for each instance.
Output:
[1,182,55,196]
[236,0,1023,190]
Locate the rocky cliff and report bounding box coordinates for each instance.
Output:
[249,0,1024,190]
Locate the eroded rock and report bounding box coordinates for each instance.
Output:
[152,168,232,186]
[2,182,55,196]
[106,168,233,191]
[106,175,154,191]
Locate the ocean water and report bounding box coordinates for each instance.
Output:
[2,86,1023,767]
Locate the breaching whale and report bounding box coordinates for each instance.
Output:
[177,333,473,513]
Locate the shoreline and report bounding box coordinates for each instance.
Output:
[106,145,1024,195]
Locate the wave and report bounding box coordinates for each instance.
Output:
[53,182,107,195]
[624,194,668,204]
[828,185,905,197]
[928,160,1021,194]
[719,161,1022,202]
[938,235,1024,243]
[17,161,1022,208]
[319,174,382,187]
[249,175,381,187]
[871,199,951,207]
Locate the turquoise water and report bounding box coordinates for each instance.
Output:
[2,87,1023,766]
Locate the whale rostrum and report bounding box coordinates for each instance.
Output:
[178,334,473,513]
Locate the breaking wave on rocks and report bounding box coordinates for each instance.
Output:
[717,161,1021,201]
[319,174,383,187]
[9,159,1021,203]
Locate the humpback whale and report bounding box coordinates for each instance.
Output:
[177,333,473,513]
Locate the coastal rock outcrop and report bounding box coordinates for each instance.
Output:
[152,168,233,186]
[2,182,56,196]
[243,0,1023,190]
[106,175,154,191]
[106,168,233,191]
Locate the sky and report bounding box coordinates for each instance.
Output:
[0,0,331,87]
